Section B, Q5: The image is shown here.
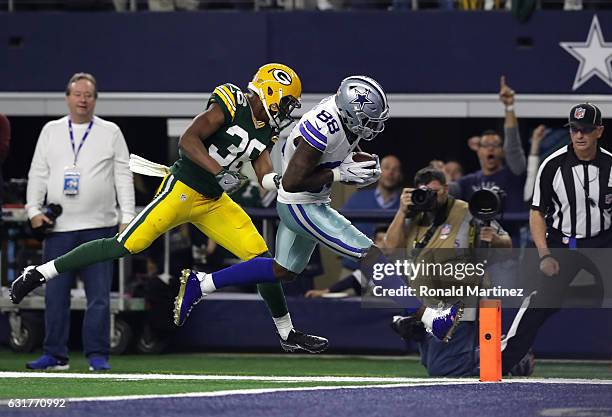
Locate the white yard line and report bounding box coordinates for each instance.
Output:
[0,371,611,385]
[0,372,612,405]
[0,373,610,404]
[0,372,469,383]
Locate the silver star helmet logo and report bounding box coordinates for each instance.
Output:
[350,89,374,111]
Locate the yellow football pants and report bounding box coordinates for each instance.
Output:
[116,175,267,260]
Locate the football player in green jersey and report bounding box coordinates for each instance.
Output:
[11,63,329,354]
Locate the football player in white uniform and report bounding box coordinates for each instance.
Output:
[175,76,463,346]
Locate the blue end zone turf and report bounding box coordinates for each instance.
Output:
[8,383,611,417]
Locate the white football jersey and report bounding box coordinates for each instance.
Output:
[277,96,361,204]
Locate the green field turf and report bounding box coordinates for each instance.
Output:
[0,348,609,399]
[0,379,404,399]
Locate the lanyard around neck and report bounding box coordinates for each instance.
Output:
[68,118,94,166]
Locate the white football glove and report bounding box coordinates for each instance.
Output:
[356,154,381,188]
[332,152,378,184]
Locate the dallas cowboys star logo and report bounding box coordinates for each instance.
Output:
[350,89,374,111]
[559,15,612,90]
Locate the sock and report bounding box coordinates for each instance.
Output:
[211,257,276,289]
[197,272,216,294]
[257,282,289,318]
[54,237,129,273]
[273,313,294,340]
[421,307,435,330]
[36,261,58,281]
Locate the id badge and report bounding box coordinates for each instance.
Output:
[63,166,80,196]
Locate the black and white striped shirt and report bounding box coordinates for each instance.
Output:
[532,145,612,239]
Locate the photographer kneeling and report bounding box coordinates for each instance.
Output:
[385,167,511,376]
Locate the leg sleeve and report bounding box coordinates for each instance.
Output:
[257,252,288,318]
[54,237,128,274]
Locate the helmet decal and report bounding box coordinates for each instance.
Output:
[271,69,293,86]
[350,88,374,111]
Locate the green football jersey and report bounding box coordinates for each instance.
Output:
[170,83,276,198]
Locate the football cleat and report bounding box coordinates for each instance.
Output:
[391,314,427,343]
[173,269,206,327]
[279,329,329,353]
[429,301,464,343]
[10,266,45,304]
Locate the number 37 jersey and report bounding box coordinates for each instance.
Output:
[278,96,360,205]
[171,83,276,199]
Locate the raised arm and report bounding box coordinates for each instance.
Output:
[499,75,526,175]
[523,125,546,202]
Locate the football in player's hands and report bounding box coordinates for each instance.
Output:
[333,152,380,184]
[351,152,377,163]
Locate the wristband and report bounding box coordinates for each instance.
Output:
[262,173,279,191]
[539,254,555,263]
[505,105,515,112]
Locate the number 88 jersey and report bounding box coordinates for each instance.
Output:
[278,96,361,205]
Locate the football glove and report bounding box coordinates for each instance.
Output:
[332,153,378,184]
[215,169,249,195]
[357,154,381,188]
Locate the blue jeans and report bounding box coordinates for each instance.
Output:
[419,321,478,376]
[42,226,117,361]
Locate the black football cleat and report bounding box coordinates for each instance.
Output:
[391,315,427,343]
[279,329,329,353]
[10,266,45,304]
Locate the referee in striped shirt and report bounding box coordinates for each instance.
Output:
[502,102,608,374]
[532,103,610,254]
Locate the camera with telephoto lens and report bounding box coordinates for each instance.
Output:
[468,187,504,223]
[32,203,63,240]
[411,186,437,212]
